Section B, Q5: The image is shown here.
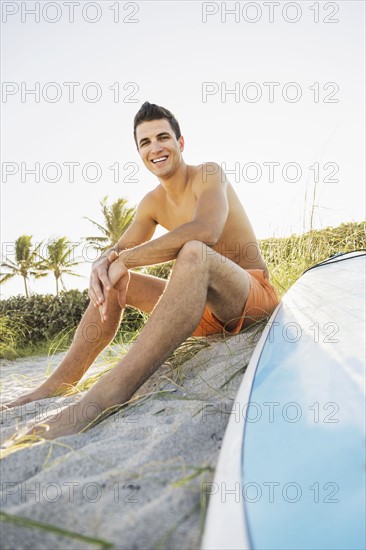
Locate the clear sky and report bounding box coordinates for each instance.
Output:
[1,0,365,298]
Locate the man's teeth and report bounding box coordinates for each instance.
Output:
[152,157,168,164]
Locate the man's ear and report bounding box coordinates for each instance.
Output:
[178,135,185,152]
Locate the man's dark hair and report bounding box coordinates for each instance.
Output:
[133,101,182,145]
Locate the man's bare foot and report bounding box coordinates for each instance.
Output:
[2,401,96,451]
[27,402,94,440]
[0,390,44,412]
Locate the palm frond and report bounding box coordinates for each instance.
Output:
[83,196,136,250]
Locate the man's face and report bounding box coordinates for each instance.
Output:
[135,119,184,178]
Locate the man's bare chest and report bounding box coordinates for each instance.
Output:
[157,194,198,231]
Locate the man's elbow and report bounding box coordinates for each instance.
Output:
[196,226,222,246]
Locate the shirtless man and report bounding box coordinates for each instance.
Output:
[4,102,279,439]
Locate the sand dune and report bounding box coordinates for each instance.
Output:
[0,326,262,549]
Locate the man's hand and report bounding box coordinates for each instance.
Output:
[89,250,119,308]
[98,257,130,323]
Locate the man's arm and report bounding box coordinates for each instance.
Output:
[95,165,230,322]
[95,165,229,322]
[117,164,229,269]
[89,194,157,307]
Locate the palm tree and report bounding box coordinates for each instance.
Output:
[84,196,136,253]
[0,235,46,297]
[38,237,82,295]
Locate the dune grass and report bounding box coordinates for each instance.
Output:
[261,221,365,297]
[0,314,33,359]
[0,511,114,548]
[0,319,75,360]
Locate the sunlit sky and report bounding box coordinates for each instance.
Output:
[1,0,365,298]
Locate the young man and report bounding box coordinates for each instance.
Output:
[4,102,279,439]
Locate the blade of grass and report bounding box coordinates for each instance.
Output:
[0,511,114,548]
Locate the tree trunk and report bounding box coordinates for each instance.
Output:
[23,276,29,298]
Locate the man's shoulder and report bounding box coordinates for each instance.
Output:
[190,162,221,176]
[190,162,227,190]
[141,184,164,204]
[137,184,165,217]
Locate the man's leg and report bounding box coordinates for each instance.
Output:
[113,240,251,378]
[46,240,252,436]
[32,272,167,397]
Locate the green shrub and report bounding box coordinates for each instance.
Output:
[0,290,89,347]
[0,289,145,355]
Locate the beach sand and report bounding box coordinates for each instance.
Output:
[0,325,262,549]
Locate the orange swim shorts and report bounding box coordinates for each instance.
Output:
[191,269,280,337]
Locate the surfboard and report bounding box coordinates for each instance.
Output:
[202,250,366,550]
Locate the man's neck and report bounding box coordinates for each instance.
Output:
[157,161,190,202]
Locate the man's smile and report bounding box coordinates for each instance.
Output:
[151,155,169,165]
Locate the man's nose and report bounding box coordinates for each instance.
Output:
[150,140,163,153]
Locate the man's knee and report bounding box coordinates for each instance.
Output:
[106,288,124,312]
[177,240,213,267]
